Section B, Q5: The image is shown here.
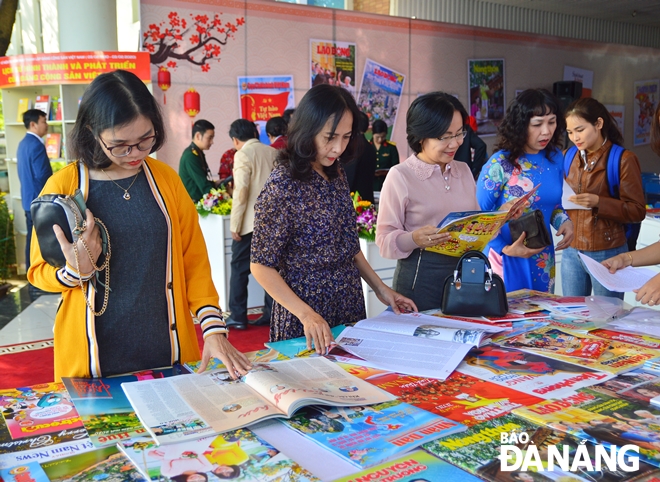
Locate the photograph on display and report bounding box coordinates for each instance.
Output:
[468,59,505,136]
[310,39,356,95]
[563,65,593,97]
[605,104,625,137]
[634,79,659,146]
[237,75,295,145]
[357,58,405,139]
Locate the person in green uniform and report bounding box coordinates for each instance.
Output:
[179,119,218,202]
[371,119,400,192]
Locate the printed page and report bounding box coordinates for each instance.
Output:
[579,252,657,292]
[335,326,472,380]
[562,179,590,210]
[371,310,509,334]
[244,357,393,415]
[430,211,509,257]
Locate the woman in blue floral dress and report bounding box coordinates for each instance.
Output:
[477,89,574,293]
[251,85,416,352]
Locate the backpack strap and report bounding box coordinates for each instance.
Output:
[606,144,625,199]
[563,146,578,178]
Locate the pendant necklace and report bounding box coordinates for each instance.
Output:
[102,169,141,200]
[442,165,451,192]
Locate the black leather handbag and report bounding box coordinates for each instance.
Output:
[508,209,551,249]
[441,250,508,317]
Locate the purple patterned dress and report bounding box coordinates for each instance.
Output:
[251,165,366,341]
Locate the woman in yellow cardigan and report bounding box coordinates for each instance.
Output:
[28,70,250,380]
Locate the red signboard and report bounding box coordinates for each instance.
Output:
[0,51,151,88]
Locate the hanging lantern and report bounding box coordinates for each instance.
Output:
[157,66,171,104]
[184,88,200,121]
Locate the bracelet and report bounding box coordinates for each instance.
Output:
[627,252,634,267]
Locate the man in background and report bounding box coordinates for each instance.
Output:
[179,119,217,202]
[226,119,278,329]
[348,112,376,203]
[17,109,51,277]
[371,119,399,192]
[266,116,288,151]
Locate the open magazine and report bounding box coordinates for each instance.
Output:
[121,357,394,445]
[334,311,509,380]
[427,183,540,257]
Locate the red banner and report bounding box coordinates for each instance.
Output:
[240,92,290,122]
[0,51,151,88]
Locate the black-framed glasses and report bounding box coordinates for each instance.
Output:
[98,135,157,158]
[438,130,467,144]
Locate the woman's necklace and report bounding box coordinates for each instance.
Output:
[441,165,451,192]
[101,169,141,200]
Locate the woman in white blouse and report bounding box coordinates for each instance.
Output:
[376,93,480,311]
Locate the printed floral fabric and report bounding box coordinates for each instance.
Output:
[476,149,569,293]
[251,165,366,341]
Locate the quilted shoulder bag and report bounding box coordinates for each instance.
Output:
[441,250,508,317]
[31,189,111,315]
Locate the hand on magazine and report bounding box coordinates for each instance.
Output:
[555,220,574,250]
[503,232,545,258]
[198,333,252,378]
[413,225,451,248]
[375,284,418,314]
[499,197,529,219]
[299,311,335,354]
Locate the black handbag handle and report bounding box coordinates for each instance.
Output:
[454,250,493,274]
[452,250,494,290]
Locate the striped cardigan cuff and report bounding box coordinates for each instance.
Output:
[197,306,228,339]
[56,264,94,288]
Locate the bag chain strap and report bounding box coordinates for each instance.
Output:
[64,198,112,316]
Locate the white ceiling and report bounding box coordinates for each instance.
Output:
[482,0,660,28]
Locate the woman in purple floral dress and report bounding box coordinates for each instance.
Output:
[251,85,416,352]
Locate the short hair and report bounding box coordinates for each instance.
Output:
[278,84,359,182]
[406,92,459,154]
[192,119,215,139]
[357,111,369,134]
[495,88,565,168]
[266,116,287,138]
[22,109,47,129]
[229,119,258,142]
[444,96,469,124]
[283,108,295,125]
[372,119,388,135]
[651,102,660,156]
[68,70,165,168]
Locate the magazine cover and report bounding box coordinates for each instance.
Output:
[185,348,289,373]
[500,326,610,359]
[0,461,50,482]
[40,446,143,482]
[331,449,481,482]
[279,400,466,468]
[586,369,660,398]
[0,383,84,440]
[120,429,319,481]
[62,366,188,447]
[456,344,613,399]
[426,210,510,256]
[591,329,660,350]
[265,326,347,359]
[347,369,543,427]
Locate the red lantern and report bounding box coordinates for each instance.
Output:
[184,88,200,122]
[157,66,171,104]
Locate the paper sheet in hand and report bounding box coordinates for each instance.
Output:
[578,252,657,292]
[562,179,590,210]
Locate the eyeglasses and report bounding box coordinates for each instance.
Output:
[438,130,467,144]
[98,135,157,158]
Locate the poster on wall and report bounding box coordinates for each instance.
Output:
[633,79,659,146]
[605,104,625,137]
[357,58,406,139]
[237,75,295,145]
[468,59,505,137]
[310,39,356,95]
[563,66,593,97]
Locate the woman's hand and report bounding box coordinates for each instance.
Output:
[568,194,599,209]
[53,209,102,275]
[555,220,574,250]
[634,273,660,306]
[499,198,529,219]
[374,285,418,314]
[198,333,252,378]
[602,252,632,273]
[299,311,335,354]
[502,232,545,258]
[412,225,452,249]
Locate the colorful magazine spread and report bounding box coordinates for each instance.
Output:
[592,329,660,350]
[120,429,320,481]
[500,326,610,359]
[40,446,143,482]
[0,461,49,482]
[0,383,84,441]
[265,326,347,359]
[122,357,394,445]
[278,400,466,468]
[62,366,188,447]
[185,348,289,373]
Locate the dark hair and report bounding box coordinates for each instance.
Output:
[652,102,660,156]
[212,465,241,479]
[278,84,359,181]
[192,119,215,139]
[282,108,295,125]
[170,473,208,482]
[495,88,565,168]
[229,119,258,142]
[23,109,47,129]
[266,116,287,138]
[357,111,369,134]
[406,92,459,154]
[68,70,165,168]
[372,119,388,135]
[565,97,624,147]
[444,96,469,124]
